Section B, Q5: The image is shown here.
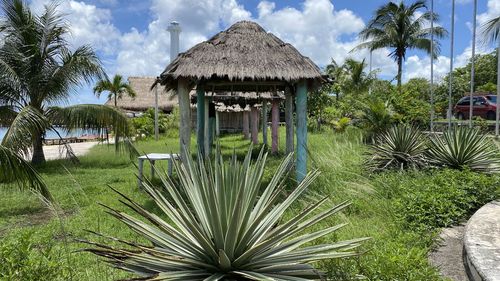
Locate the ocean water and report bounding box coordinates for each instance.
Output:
[0,127,100,142]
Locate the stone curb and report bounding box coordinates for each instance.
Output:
[463,200,500,281]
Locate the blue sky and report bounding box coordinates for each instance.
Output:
[26,0,498,105]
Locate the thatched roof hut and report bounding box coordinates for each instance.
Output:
[105,77,178,112]
[158,21,323,92]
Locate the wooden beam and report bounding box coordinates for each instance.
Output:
[204,96,210,157]
[285,86,294,154]
[178,78,191,161]
[262,101,268,147]
[296,82,307,182]
[215,111,220,137]
[251,106,259,145]
[271,100,279,154]
[196,86,205,156]
[242,111,250,139]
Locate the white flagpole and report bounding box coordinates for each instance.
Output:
[469,0,477,127]
[448,0,455,130]
[430,0,435,132]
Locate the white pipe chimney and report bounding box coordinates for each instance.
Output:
[167,21,181,62]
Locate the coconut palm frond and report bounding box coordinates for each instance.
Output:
[0,144,51,201]
[1,106,49,157]
[46,104,131,150]
[481,16,500,45]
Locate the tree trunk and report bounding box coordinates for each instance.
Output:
[397,55,403,89]
[114,95,118,145]
[32,132,46,165]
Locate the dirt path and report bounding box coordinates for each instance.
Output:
[429,225,468,281]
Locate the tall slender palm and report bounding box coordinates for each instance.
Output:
[94,74,136,107]
[481,16,500,136]
[355,0,446,87]
[342,58,374,94]
[0,0,130,198]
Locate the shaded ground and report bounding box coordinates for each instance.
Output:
[429,225,468,281]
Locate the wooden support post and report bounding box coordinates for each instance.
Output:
[204,96,210,157]
[243,111,250,139]
[271,100,279,154]
[285,86,294,154]
[262,101,268,147]
[251,106,259,145]
[216,111,220,137]
[196,86,205,156]
[177,78,191,161]
[296,82,307,182]
[209,101,215,152]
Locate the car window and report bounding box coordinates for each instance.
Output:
[457,97,470,105]
[473,97,484,105]
[486,96,497,103]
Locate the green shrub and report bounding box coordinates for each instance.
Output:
[388,169,500,231]
[131,107,180,138]
[0,231,70,280]
[331,117,351,133]
[361,100,395,141]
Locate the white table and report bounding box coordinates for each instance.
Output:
[138,153,179,188]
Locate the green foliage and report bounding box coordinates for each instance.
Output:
[93,74,136,106]
[391,80,431,126]
[0,231,70,280]
[331,117,351,133]
[368,124,427,170]
[427,127,500,173]
[361,100,395,140]
[83,147,367,280]
[132,107,180,138]
[389,169,500,231]
[477,82,497,93]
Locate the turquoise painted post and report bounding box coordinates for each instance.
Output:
[296,82,307,182]
[196,86,205,156]
[262,101,268,147]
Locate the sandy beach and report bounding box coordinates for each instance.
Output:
[42,141,100,160]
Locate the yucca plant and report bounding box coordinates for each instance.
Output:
[427,127,500,173]
[82,147,368,280]
[368,124,428,170]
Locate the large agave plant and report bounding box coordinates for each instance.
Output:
[82,147,367,280]
[427,127,500,173]
[368,124,427,170]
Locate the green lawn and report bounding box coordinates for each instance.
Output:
[1,128,498,280]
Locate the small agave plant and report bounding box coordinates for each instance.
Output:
[82,147,367,280]
[427,127,500,173]
[368,124,428,171]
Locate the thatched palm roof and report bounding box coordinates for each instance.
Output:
[159,21,323,91]
[105,77,179,112]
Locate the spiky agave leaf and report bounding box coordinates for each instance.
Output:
[0,144,52,200]
[82,147,368,280]
[426,127,500,173]
[368,124,428,171]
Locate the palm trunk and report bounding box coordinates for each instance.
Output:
[32,132,45,165]
[114,95,118,145]
[397,55,403,89]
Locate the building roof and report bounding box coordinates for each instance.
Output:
[158,21,323,91]
[105,77,178,112]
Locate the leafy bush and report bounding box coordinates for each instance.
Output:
[368,124,427,171]
[131,107,180,138]
[83,147,368,280]
[427,127,500,173]
[0,231,70,280]
[386,169,500,231]
[331,117,351,133]
[361,100,395,141]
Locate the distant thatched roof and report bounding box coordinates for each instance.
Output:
[105,77,178,112]
[158,21,323,91]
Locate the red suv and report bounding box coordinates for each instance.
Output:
[454,95,497,120]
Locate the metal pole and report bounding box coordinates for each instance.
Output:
[448,0,455,130]
[430,0,435,132]
[469,0,477,128]
[154,80,159,141]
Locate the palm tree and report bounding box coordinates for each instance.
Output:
[94,74,136,107]
[355,0,447,87]
[481,16,500,136]
[0,0,130,197]
[342,58,374,94]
